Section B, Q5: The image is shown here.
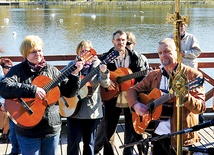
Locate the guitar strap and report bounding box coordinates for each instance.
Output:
[115,50,130,108]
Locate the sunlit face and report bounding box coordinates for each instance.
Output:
[112,33,127,52]
[26,45,43,64]
[158,42,177,67]
[78,45,91,56]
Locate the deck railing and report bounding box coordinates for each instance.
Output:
[2,52,214,112]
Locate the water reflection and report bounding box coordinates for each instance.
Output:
[0,4,214,56]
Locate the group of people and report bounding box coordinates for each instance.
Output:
[0,22,205,155]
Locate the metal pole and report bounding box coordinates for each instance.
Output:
[174,1,183,154]
[167,0,189,154]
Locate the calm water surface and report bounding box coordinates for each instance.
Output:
[0,3,214,56]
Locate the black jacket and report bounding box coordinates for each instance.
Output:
[99,47,146,83]
[0,60,80,138]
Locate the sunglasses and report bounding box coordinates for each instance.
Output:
[126,42,133,45]
[3,66,12,69]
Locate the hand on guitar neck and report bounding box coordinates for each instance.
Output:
[59,50,119,117]
[5,49,96,128]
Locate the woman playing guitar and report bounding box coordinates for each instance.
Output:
[0,35,84,155]
[66,40,110,155]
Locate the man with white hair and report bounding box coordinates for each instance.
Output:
[127,38,205,155]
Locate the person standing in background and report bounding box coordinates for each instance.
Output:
[126,31,149,72]
[66,40,110,155]
[99,30,147,155]
[168,22,202,69]
[0,35,83,155]
[125,31,150,154]
[0,58,9,144]
[94,31,150,155]
[168,22,204,123]
[0,58,22,155]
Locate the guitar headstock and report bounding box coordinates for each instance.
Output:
[102,50,119,64]
[188,77,204,91]
[79,48,97,63]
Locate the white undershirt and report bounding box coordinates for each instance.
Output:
[154,69,171,135]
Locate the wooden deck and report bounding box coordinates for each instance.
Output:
[0,121,213,155]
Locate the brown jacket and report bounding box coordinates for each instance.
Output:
[127,63,206,147]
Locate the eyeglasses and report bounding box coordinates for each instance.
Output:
[126,42,133,45]
[3,66,12,69]
[30,49,42,54]
[80,49,90,54]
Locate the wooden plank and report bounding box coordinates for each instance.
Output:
[194,127,214,148]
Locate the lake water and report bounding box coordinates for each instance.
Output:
[0,3,214,106]
[0,3,214,56]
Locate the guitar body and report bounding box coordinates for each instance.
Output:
[5,50,97,128]
[59,84,88,117]
[5,75,60,128]
[32,75,60,104]
[101,67,135,101]
[132,88,162,134]
[132,77,204,134]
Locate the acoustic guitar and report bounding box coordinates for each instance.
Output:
[100,68,148,101]
[132,77,204,134]
[5,49,96,128]
[59,50,119,117]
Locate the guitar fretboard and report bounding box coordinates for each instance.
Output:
[43,64,77,92]
[80,66,99,88]
[117,69,147,84]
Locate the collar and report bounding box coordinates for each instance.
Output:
[161,64,178,79]
[181,32,186,39]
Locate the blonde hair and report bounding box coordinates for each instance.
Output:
[126,31,136,44]
[20,35,43,58]
[76,40,93,55]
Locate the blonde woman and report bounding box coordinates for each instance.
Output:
[0,35,83,155]
[66,40,110,155]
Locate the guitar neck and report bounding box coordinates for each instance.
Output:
[148,77,203,112]
[43,63,77,92]
[42,50,96,92]
[149,93,173,111]
[117,70,147,84]
[80,66,99,88]
[80,50,119,89]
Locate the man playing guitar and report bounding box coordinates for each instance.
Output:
[127,38,206,155]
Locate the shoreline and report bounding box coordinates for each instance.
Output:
[1,1,214,6]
